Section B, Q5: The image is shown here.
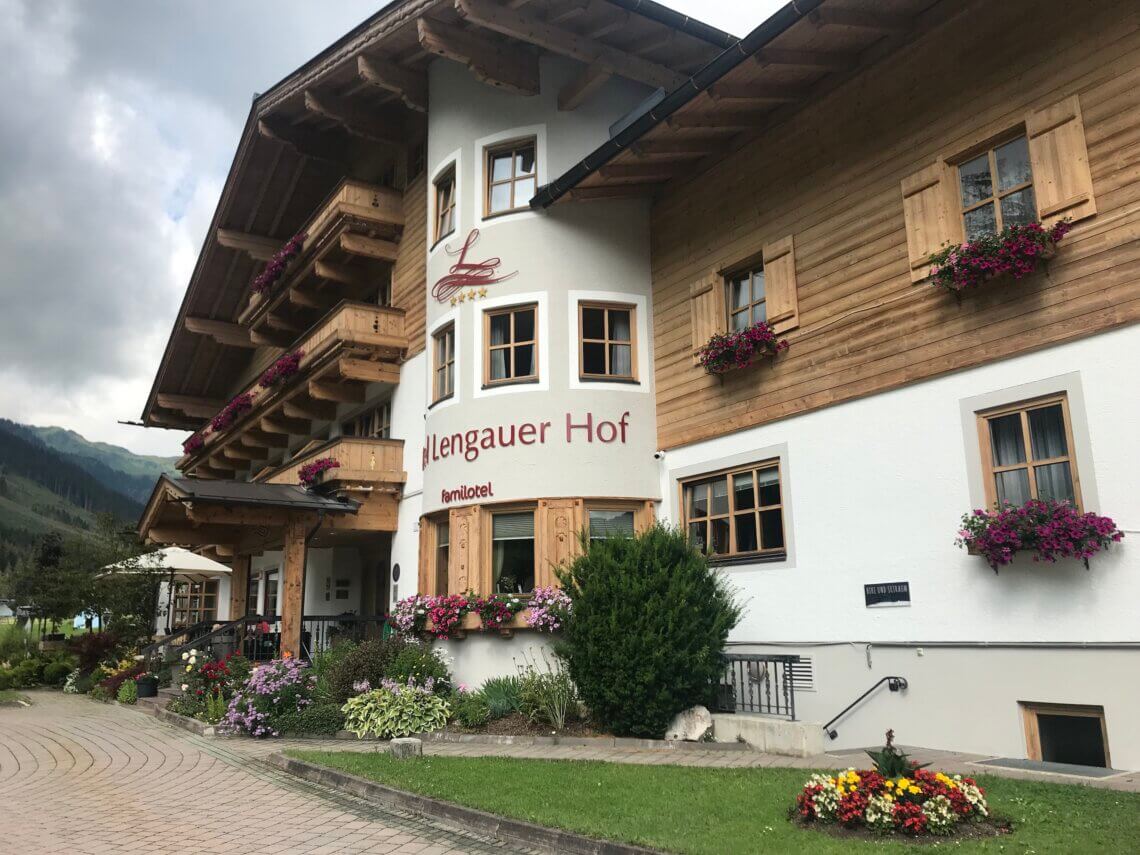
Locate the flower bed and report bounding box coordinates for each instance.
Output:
[299,456,340,486]
[221,657,316,738]
[795,734,993,839]
[258,350,304,388]
[251,231,307,295]
[929,221,1071,293]
[956,499,1123,572]
[696,321,788,375]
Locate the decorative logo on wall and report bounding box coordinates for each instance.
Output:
[431,228,517,305]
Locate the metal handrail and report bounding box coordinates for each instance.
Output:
[823,676,909,739]
[168,614,279,658]
[717,653,800,720]
[140,620,215,658]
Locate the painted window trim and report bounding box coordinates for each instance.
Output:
[568,290,650,393]
[483,302,540,388]
[483,136,538,219]
[428,148,462,259]
[578,300,638,382]
[432,321,456,405]
[473,125,547,229]
[432,164,457,249]
[472,291,549,399]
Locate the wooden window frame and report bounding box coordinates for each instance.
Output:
[483,137,537,218]
[585,504,638,541]
[432,513,450,596]
[432,165,457,247]
[172,579,219,626]
[486,505,539,595]
[578,301,637,382]
[483,303,539,387]
[342,401,391,439]
[724,262,767,333]
[976,393,1082,510]
[432,323,455,404]
[679,459,786,563]
[1020,701,1110,767]
[954,128,1035,238]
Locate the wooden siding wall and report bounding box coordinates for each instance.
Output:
[651,0,1140,450]
[392,171,428,358]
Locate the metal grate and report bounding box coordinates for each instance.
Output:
[790,656,814,691]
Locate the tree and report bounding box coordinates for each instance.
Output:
[557,525,742,738]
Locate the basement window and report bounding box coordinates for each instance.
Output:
[1021,702,1110,768]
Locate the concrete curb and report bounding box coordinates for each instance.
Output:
[266,752,664,855]
[150,704,218,737]
[326,729,748,752]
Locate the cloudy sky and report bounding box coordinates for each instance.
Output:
[0,0,777,457]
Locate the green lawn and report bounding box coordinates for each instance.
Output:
[288,751,1140,854]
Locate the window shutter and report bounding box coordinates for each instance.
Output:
[762,235,799,332]
[690,268,726,362]
[1026,94,1097,226]
[447,505,479,595]
[417,517,434,596]
[535,499,583,588]
[900,160,963,283]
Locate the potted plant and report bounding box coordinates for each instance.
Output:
[695,321,789,375]
[929,220,1072,293]
[136,672,159,698]
[298,457,340,487]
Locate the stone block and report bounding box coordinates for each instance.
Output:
[389,737,423,759]
[711,714,825,757]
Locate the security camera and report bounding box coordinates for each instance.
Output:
[653,450,665,460]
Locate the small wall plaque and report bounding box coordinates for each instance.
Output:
[864,581,911,608]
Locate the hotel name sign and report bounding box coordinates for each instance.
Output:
[424,411,632,472]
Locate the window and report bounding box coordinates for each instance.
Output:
[342,401,391,439]
[1021,702,1110,768]
[435,518,450,596]
[580,302,635,380]
[491,511,535,593]
[978,394,1081,508]
[432,323,455,403]
[172,579,218,627]
[682,461,785,559]
[485,138,537,216]
[727,265,766,332]
[957,133,1036,241]
[485,304,537,385]
[263,572,279,618]
[588,509,635,542]
[433,165,456,245]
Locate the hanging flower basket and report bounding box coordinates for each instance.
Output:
[929,221,1072,293]
[696,321,789,375]
[298,457,340,487]
[182,432,205,455]
[473,593,527,632]
[251,231,307,295]
[955,499,1122,573]
[210,393,253,433]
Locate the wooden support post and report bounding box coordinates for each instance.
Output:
[229,554,250,620]
[279,518,308,659]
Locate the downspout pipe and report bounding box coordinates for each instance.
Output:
[530,0,825,210]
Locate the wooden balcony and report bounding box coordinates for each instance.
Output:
[239,180,405,343]
[181,301,406,476]
[262,437,406,491]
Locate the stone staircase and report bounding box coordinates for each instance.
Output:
[137,685,181,715]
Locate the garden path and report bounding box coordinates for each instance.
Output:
[0,692,533,855]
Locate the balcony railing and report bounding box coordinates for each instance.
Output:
[259,436,406,490]
[181,300,406,476]
[714,653,800,720]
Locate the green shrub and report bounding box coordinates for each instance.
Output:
[42,660,73,686]
[309,640,358,701]
[201,690,228,724]
[0,668,12,690]
[0,622,31,662]
[325,636,409,704]
[557,524,741,738]
[342,682,450,739]
[387,643,451,693]
[116,680,138,704]
[517,659,577,731]
[452,690,491,728]
[68,631,120,673]
[90,685,112,703]
[276,702,346,735]
[481,675,522,719]
[166,694,201,719]
[9,658,44,688]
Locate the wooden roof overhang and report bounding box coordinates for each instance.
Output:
[138,475,360,555]
[142,0,736,432]
[531,0,957,207]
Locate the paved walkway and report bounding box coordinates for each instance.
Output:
[0,692,532,855]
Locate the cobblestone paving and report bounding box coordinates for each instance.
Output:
[0,693,532,855]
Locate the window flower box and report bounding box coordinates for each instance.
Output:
[696,321,788,375]
[258,350,304,389]
[251,231,307,296]
[929,221,1072,293]
[956,499,1123,573]
[298,457,340,487]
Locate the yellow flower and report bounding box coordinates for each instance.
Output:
[185,665,192,672]
[897,777,911,789]
[908,786,920,795]
[884,793,894,802]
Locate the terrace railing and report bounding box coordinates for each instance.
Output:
[301,614,390,660]
[714,653,800,720]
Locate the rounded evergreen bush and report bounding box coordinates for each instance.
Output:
[557,524,741,738]
[325,636,408,703]
[42,661,73,686]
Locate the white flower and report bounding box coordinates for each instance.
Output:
[181,684,189,691]
[190,649,199,656]
[189,656,197,665]
[181,652,189,661]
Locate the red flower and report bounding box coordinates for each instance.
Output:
[893,801,927,835]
